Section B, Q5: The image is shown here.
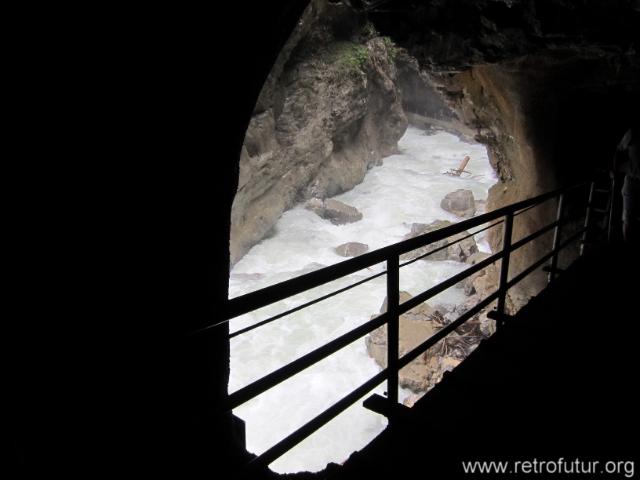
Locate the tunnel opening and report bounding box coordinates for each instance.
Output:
[226,0,510,474]
[12,1,640,478]
[219,0,640,477]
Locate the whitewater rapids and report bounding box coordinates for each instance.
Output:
[229,126,497,473]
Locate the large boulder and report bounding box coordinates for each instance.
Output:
[335,242,369,257]
[365,292,442,366]
[400,220,478,263]
[306,198,363,225]
[365,291,473,393]
[365,288,500,393]
[450,296,498,338]
[400,333,481,392]
[465,251,491,265]
[458,260,499,298]
[440,189,476,218]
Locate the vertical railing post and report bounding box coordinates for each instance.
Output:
[580,181,595,256]
[607,174,616,243]
[548,193,565,283]
[386,255,399,415]
[496,213,514,329]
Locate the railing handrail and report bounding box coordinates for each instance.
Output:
[192,181,587,334]
[214,178,608,473]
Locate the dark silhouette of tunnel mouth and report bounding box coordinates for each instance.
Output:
[330,243,639,479]
[217,1,640,476]
[13,1,640,478]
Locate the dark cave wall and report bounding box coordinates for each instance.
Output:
[197,0,638,472]
[16,0,636,476]
[88,2,319,474]
[199,2,639,472]
[12,2,322,475]
[176,0,308,472]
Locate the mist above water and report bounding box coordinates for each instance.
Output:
[229,127,497,473]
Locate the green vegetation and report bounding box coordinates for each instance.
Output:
[343,44,370,70]
[382,36,399,61]
[361,21,378,39]
[324,41,370,74]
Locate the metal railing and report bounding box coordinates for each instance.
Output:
[193,179,612,473]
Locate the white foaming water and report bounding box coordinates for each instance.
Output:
[229,127,497,473]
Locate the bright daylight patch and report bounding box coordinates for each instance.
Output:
[229,126,497,473]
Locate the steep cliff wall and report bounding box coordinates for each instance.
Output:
[230,1,408,264]
[371,0,640,307]
[437,61,559,305]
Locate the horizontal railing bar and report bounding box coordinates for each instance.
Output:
[398,290,500,370]
[227,213,586,412]
[510,211,585,253]
[235,186,592,469]
[227,212,585,340]
[238,205,590,469]
[225,219,505,339]
[388,185,582,259]
[227,269,387,339]
[227,312,389,411]
[230,210,572,341]
[206,182,587,326]
[513,184,588,219]
[225,254,390,323]
[399,250,504,316]
[506,250,555,292]
[510,219,560,252]
[513,201,544,218]
[510,210,582,254]
[399,220,503,268]
[397,225,587,373]
[507,227,586,289]
[247,368,388,471]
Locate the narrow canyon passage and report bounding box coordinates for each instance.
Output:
[229,126,497,472]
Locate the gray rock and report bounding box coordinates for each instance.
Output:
[458,261,499,297]
[400,220,478,263]
[335,242,369,257]
[306,198,363,225]
[365,292,461,393]
[465,251,491,265]
[451,296,497,338]
[440,189,476,218]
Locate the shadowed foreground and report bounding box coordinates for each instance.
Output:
[326,246,639,479]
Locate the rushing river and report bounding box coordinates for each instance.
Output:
[229,126,497,473]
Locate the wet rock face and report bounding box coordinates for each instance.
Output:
[230,0,411,265]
